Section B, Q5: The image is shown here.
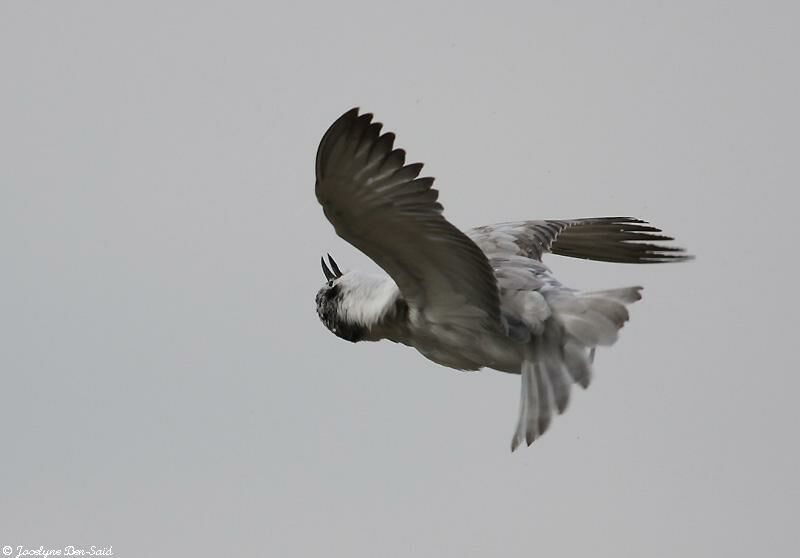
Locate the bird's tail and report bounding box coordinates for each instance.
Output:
[511,287,642,451]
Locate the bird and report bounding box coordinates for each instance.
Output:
[314,108,691,451]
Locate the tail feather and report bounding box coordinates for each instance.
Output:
[511,287,643,451]
[542,325,571,413]
[583,287,643,304]
[553,287,642,345]
[559,313,619,346]
[532,362,553,443]
[545,358,571,413]
[564,341,592,389]
[512,358,537,451]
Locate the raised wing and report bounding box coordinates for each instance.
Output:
[468,217,692,263]
[315,108,501,329]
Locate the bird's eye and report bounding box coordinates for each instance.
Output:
[327,280,334,287]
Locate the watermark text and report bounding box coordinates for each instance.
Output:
[2,546,114,558]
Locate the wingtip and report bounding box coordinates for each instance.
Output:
[330,107,364,129]
[340,106,376,123]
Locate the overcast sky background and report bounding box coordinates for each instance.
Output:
[1,2,797,557]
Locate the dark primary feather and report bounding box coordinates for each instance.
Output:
[470,217,692,264]
[315,108,502,329]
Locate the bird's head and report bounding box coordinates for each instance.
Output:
[316,254,368,343]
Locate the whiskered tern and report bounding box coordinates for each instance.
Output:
[314,108,691,451]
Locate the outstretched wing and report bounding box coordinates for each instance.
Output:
[315,108,501,330]
[468,217,692,264]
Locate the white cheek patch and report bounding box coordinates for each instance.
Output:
[337,271,401,328]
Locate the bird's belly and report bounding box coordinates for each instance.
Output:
[409,326,523,373]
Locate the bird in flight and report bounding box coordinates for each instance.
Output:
[315,108,691,451]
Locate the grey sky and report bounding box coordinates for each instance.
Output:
[1,2,797,557]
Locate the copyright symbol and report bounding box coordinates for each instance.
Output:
[2,546,12,556]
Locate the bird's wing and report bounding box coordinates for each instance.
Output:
[468,217,692,264]
[315,108,501,330]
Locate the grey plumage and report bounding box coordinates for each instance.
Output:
[314,108,691,451]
